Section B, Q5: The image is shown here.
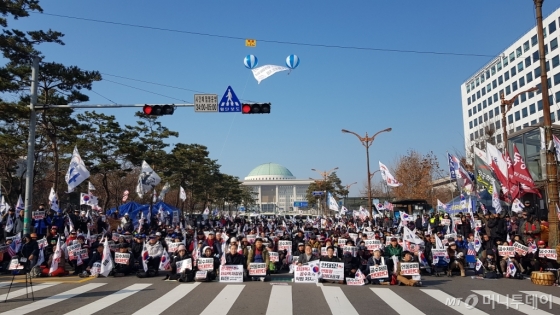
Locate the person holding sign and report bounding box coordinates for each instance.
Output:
[396,251,422,287]
[384,237,403,273]
[367,248,389,284]
[247,238,270,281]
[113,243,133,277]
[195,246,219,282]
[446,242,466,277]
[297,243,319,265]
[534,240,559,272]
[320,246,344,284]
[166,244,194,282]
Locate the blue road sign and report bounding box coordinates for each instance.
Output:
[312,191,324,196]
[218,86,241,112]
[294,201,308,207]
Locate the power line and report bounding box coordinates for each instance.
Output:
[103,79,188,103]
[39,12,496,58]
[90,89,117,104]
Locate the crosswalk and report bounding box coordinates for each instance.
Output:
[0,280,559,314]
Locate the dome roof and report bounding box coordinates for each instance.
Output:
[245,163,295,181]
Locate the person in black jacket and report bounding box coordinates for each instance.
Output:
[166,244,194,282]
[18,233,39,269]
[196,246,220,282]
[225,244,246,266]
[113,243,133,277]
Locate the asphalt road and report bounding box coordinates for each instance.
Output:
[0,273,558,314]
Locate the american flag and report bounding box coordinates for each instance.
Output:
[7,240,18,257]
[467,242,477,256]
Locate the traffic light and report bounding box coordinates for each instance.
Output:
[241,103,271,114]
[142,104,175,116]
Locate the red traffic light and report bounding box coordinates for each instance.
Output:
[241,103,271,114]
[142,104,174,116]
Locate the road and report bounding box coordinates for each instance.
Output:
[0,274,558,314]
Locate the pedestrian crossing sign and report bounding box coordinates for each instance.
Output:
[218,86,241,112]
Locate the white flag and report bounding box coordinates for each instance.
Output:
[492,180,502,214]
[553,134,560,162]
[327,192,339,212]
[511,199,524,213]
[48,187,59,212]
[0,195,7,214]
[179,186,187,201]
[379,161,402,187]
[137,161,161,197]
[100,237,114,277]
[49,238,62,274]
[437,199,446,210]
[65,146,90,193]
[159,182,170,201]
[88,181,96,191]
[251,64,290,84]
[16,194,24,211]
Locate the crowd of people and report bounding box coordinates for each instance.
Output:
[1,200,559,287]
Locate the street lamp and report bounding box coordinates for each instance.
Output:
[311,167,339,215]
[500,86,538,151]
[343,182,358,208]
[342,128,392,219]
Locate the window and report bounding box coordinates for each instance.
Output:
[506,85,511,95]
[514,98,519,106]
[482,87,486,96]
[511,67,517,76]
[470,134,474,141]
[552,112,556,122]
[512,81,518,91]
[532,34,538,46]
[536,83,542,94]
[538,100,543,110]
[556,91,560,103]
[484,113,488,122]
[509,52,515,62]
[468,109,472,117]
[503,56,509,66]
[498,75,503,84]
[492,79,497,88]
[552,38,559,51]
[467,85,471,93]
[516,47,522,57]
[489,110,494,118]
[473,106,477,114]
[491,65,496,75]
[550,21,557,33]
[508,114,514,124]
[475,130,479,138]
[477,91,481,98]
[522,107,528,118]
[481,75,485,84]
[525,56,531,67]
[478,116,482,124]
[524,40,530,52]
[530,103,536,114]
[495,120,501,129]
[544,27,548,39]
[545,44,549,55]
[521,93,526,102]
[487,83,491,92]
[517,61,524,72]
[520,77,526,87]
[553,55,560,68]
[483,100,487,108]
[529,90,535,98]
[515,111,520,121]
[547,60,551,71]
[485,70,490,79]
[533,50,539,62]
[494,93,498,102]
[497,61,502,71]
[468,98,471,105]
[517,126,522,131]
[535,66,541,77]
[497,134,502,143]
[478,103,481,111]
[476,77,480,86]
[474,119,478,127]
[469,121,473,129]
[557,110,560,118]
[554,72,560,85]
[488,96,493,105]
[505,72,510,81]
[495,107,499,116]
[527,72,533,83]
[531,119,537,125]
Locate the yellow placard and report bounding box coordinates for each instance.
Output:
[245,39,256,47]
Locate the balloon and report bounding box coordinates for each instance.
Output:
[244,55,258,69]
[285,54,300,69]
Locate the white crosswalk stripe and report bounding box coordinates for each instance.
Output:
[1,281,559,314]
[0,283,106,315]
[64,283,151,315]
[472,290,554,315]
[0,282,59,301]
[266,285,292,315]
[371,287,426,314]
[200,284,245,315]
[132,283,200,315]
[420,289,489,315]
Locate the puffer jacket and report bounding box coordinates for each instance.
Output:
[145,241,164,258]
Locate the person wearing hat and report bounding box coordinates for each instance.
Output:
[247,238,270,281]
[293,243,306,256]
[18,233,39,270]
[384,237,403,272]
[367,248,389,285]
[80,242,105,278]
[41,238,69,277]
[292,230,305,251]
[164,244,192,281]
[320,246,343,284]
[396,251,422,286]
[481,249,498,279]
[113,243,133,277]
[195,245,219,282]
[446,242,466,277]
[297,243,319,266]
[143,234,164,276]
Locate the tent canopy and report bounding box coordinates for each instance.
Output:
[106,201,181,225]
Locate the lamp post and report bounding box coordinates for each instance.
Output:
[311,167,339,216]
[535,0,559,248]
[342,128,392,219]
[500,87,538,151]
[343,182,358,208]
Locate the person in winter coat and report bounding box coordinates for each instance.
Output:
[342,249,359,278]
[145,235,164,271]
[195,246,220,282]
[165,244,194,282]
[41,240,69,277]
[18,233,39,269]
[396,251,422,286]
[384,237,403,272]
[246,238,270,280]
[367,249,389,284]
[487,214,507,242]
[447,242,466,277]
[521,216,541,243]
[225,244,246,267]
[297,243,319,265]
[113,243,134,277]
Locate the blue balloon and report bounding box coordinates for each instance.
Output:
[244,55,258,69]
[285,54,300,69]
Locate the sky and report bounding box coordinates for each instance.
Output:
[8,0,560,196]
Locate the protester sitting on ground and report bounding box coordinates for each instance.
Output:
[297,243,319,265]
[113,243,133,277]
[41,240,69,277]
[396,251,422,287]
[367,248,389,285]
[196,246,220,282]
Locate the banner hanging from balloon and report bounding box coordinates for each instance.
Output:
[251,65,290,84]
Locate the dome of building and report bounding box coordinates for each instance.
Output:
[245,163,295,181]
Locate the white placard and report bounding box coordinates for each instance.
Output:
[219,265,244,282]
[400,262,420,276]
[114,253,130,264]
[294,265,318,283]
[248,263,267,276]
[176,258,192,273]
[364,239,382,251]
[269,252,279,262]
[319,261,344,281]
[197,258,214,271]
[369,265,389,279]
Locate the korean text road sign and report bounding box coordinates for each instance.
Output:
[219,86,241,112]
[194,94,218,112]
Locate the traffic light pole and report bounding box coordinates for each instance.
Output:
[34,103,194,109]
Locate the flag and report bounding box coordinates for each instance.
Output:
[556,203,560,222]
[159,182,170,201]
[473,147,488,164]
[4,213,13,233]
[141,241,149,272]
[355,268,366,280]
[492,180,502,214]
[179,186,187,201]
[437,199,446,211]
[48,187,59,212]
[511,199,524,213]
[447,152,457,179]
[505,154,520,200]
[553,134,560,162]
[16,195,24,211]
[327,192,339,212]
[65,146,90,193]
[467,242,477,256]
[49,237,62,274]
[0,195,8,214]
[88,181,95,192]
[512,145,542,197]
[506,258,517,277]
[450,154,473,192]
[486,142,509,195]
[7,235,21,257]
[474,154,501,195]
[159,251,171,270]
[379,161,402,187]
[383,201,394,211]
[35,248,45,267]
[137,161,161,197]
[340,206,348,215]
[152,189,157,203]
[475,258,483,271]
[100,237,114,277]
